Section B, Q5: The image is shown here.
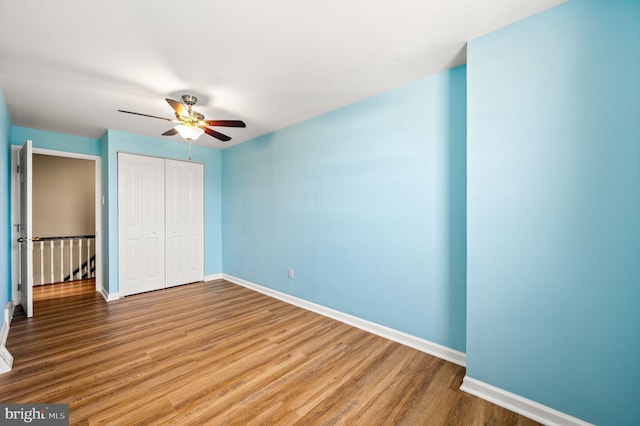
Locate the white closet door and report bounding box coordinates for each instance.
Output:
[165,159,204,287]
[118,153,166,296]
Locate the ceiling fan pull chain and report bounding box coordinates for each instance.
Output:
[188,141,192,161]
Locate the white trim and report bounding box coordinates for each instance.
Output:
[1,301,14,346]
[204,273,223,281]
[10,145,21,306]
[222,274,466,366]
[1,302,15,374]
[98,286,120,302]
[29,147,99,161]
[8,301,15,321]
[0,346,13,374]
[460,376,593,426]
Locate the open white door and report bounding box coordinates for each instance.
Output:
[18,140,34,318]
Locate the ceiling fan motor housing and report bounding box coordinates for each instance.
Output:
[182,94,198,106]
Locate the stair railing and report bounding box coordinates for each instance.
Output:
[32,235,96,285]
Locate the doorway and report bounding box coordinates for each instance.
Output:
[10,145,102,313]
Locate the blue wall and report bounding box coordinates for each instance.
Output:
[11,126,100,156]
[222,66,467,351]
[0,89,11,327]
[103,129,223,294]
[467,1,640,424]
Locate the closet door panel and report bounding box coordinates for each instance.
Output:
[118,153,166,296]
[142,159,166,285]
[165,159,204,287]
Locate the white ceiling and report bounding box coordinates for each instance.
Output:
[0,0,565,148]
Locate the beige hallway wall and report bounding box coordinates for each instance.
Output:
[33,154,95,237]
[32,154,95,284]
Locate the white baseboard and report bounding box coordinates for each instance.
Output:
[98,286,120,302]
[102,275,222,301]
[221,274,466,367]
[460,376,593,426]
[1,302,15,374]
[0,345,13,374]
[1,302,14,344]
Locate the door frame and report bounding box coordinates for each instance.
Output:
[18,140,33,317]
[10,146,103,306]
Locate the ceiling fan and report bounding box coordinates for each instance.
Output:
[118,94,245,142]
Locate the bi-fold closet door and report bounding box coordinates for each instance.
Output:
[118,153,204,297]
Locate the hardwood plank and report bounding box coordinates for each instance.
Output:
[0,279,541,425]
[33,279,96,301]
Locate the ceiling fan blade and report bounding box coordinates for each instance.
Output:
[204,127,231,142]
[166,98,188,118]
[162,128,179,136]
[205,120,246,128]
[118,110,172,121]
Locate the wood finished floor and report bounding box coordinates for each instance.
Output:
[32,279,97,301]
[2,280,540,425]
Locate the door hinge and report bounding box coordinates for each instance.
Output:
[16,164,20,173]
[17,283,22,291]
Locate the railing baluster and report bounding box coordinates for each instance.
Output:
[60,240,64,283]
[78,239,83,280]
[69,239,73,281]
[50,240,54,284]
[87,239,91,279]
[39,241,44,285]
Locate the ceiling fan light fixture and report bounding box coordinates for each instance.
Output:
[175,124,204,141]
[119,94,244,142]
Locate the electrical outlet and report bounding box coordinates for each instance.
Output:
[288,268,294,280]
